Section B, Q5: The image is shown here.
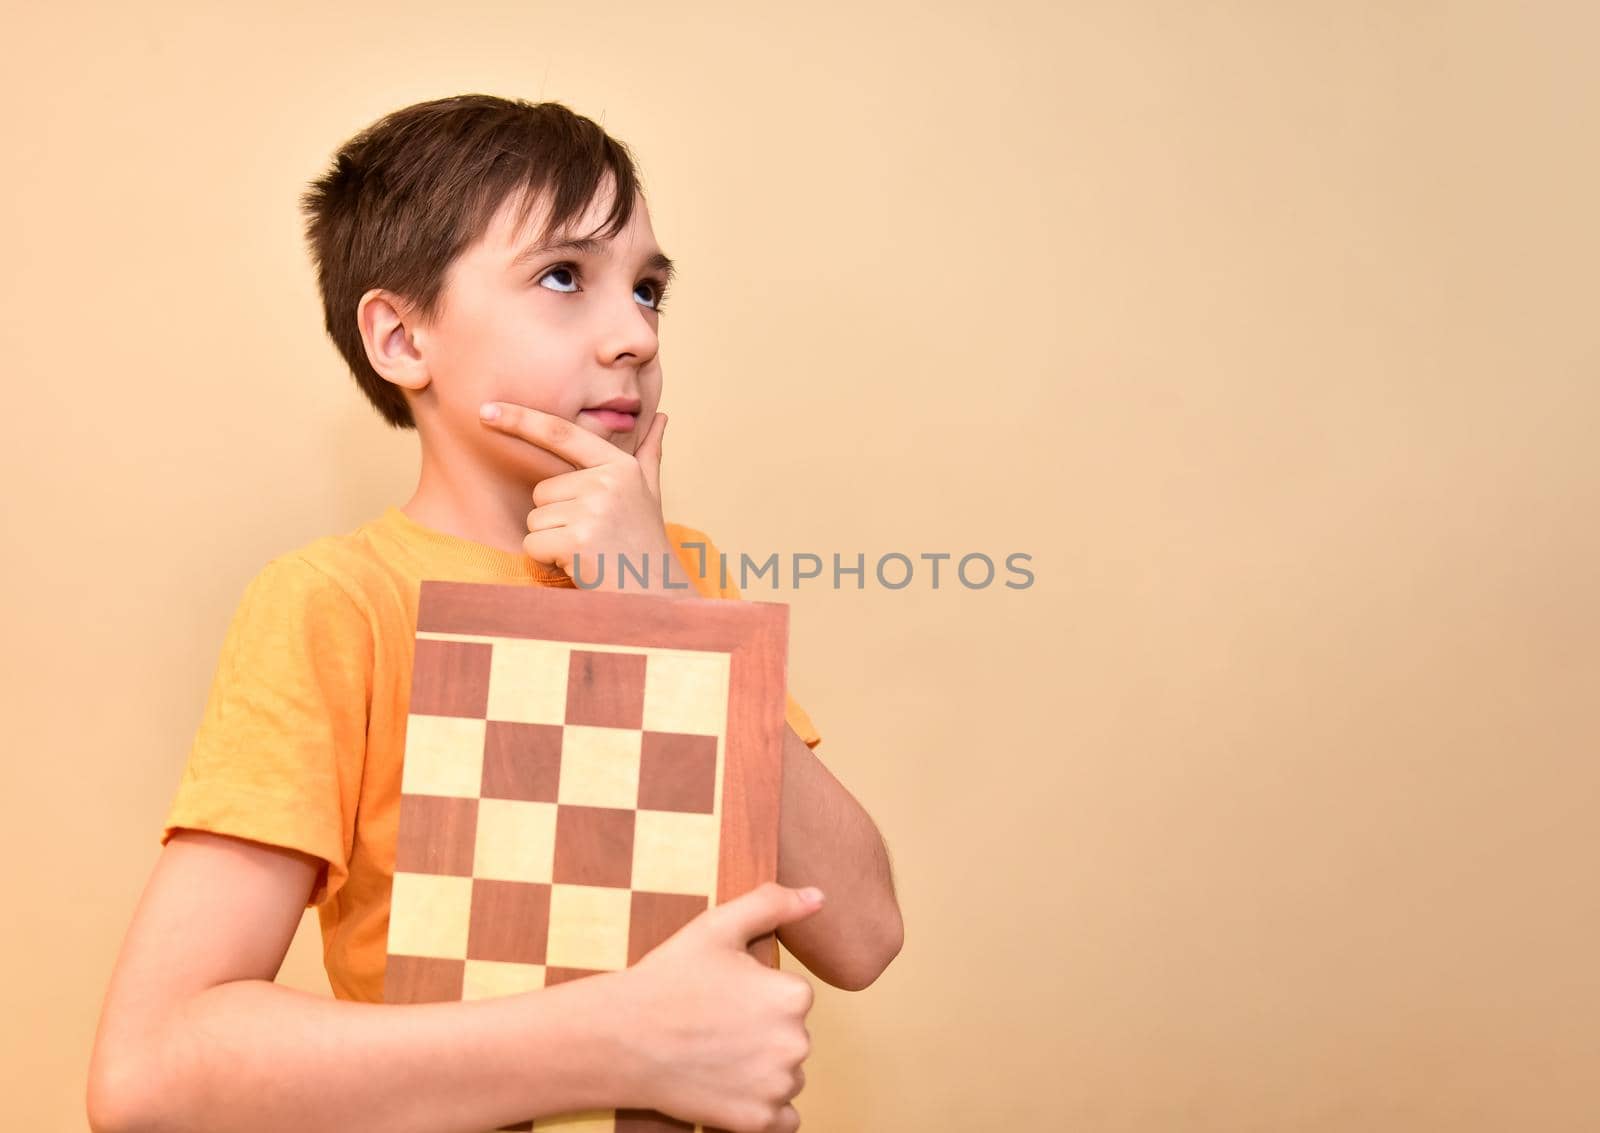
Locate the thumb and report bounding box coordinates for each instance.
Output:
[635,411,667,501]
[702,881,825,949]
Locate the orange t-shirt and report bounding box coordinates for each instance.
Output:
[160,505,820,1002]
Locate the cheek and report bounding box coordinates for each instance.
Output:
[641,375,664,414]
[489,439,588,489]
[487,350,583,417]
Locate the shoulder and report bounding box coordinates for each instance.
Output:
[662,520,733,599]
[200,548,375,716]
[224,538,378,652]
[254,527,399,620]
[663,520,717,551]
[243,543,362,610]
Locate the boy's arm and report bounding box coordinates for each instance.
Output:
[774,725,905,990]
[87,830,640,1133]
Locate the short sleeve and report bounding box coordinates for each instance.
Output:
[160,554,372,908]
[667,523,823,751]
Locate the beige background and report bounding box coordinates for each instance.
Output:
[3,1,1596,1129]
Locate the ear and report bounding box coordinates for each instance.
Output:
[359,288,430,392]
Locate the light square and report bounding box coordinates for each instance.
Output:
[388,872,473,959]
[462,959,547,1000]
[641,649,732,735]
[545,884,632,971]
[530,1109,616,1131]
[473,798,558,882]
[556,725,642,808]
[484,637,572,725]
[631,809,720,896]
[400,715,487,798]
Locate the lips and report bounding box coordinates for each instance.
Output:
[581,408,638,432]
[587,396,642,413]
[581,395,641,432]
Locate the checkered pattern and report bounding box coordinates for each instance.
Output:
[385,585,784,1132]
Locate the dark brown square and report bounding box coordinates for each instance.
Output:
[543,966,609,986]
[481,720,563,802]
[465,879,550,964]
[382,954,464,1003]
[394,794,479,876]
[637,732,719,814]
[565,649,647,728]
[629,890,710,965]
[552,805,636,888]
[409,638,493,717]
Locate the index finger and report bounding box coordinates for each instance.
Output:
[479,402,629,470]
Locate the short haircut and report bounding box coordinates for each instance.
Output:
[298,94,646,430]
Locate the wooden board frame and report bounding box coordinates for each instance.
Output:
[382,581,791,1131]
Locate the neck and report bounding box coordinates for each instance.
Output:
[402,423,546,556]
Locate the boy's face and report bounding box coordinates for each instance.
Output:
[372,174,671,487]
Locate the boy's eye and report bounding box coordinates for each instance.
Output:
[538,265,579,293]
[537,262,670,313]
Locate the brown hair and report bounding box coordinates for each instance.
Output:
[298,94,645,430]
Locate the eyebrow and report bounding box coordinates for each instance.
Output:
[509,235,676,284]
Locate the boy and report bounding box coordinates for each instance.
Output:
[87,94,903,1133]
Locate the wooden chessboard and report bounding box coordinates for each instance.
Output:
[382,580,790,1132]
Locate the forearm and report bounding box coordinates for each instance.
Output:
[774,726,903,990]
[110,972,640,1133]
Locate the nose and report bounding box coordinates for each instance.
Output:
[595,286,660,367]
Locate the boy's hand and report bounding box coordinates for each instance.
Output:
[478,402,684,595]
[610,882,825,1132]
